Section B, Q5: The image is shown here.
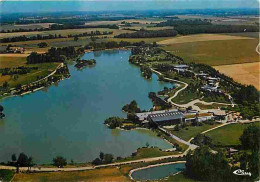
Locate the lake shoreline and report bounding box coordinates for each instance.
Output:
[129,160,186,181]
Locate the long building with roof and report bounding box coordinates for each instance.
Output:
[147,111,185,126]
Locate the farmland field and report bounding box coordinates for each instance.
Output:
[0,55,27,68]
[13,167,130,182]
[214,62,260,90]
[157,34,253,45]
[162,38,259,66]
[0,28,132,39]
[0,55,58,88]
[0,23,54,31]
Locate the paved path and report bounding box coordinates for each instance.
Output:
[151,68,233,110]
[0,147,192,172]
[150,68,188,104]
[158,127,197,148]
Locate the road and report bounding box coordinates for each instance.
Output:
[151,68,233,110]
[0,147,192,172]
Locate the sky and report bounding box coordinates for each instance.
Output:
[0,0,259,13]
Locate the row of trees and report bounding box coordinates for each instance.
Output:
[155,19,259,35]
[0,34,65,43]
[68,30,112,38]
[115,29,178,38]
[156,19,211,27]
[0,23,119,33]
[85,40,146,50]
[27,47,84,64]
[92,152,114,165]
[0,66,38,76]
[115,19,258,38]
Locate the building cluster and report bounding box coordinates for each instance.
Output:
[136,108,227,126]
[195,71,222,93]
[0,45,25,54]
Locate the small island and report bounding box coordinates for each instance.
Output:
[75,59,96,69]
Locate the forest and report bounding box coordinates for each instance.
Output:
[27,47,84,64]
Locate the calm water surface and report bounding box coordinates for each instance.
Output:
[131,163,185,180]
[0,50,173,163]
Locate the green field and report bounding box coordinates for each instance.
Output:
[205,122,260,146]
[0,169,15,182]
[168,123,221,141]
[116,147,178,162]
[162,39,259,66]
[172,91,200,105]
[0,57,59,88]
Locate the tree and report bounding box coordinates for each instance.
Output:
[248,151,259,179]
[99,152,104,162]
[0,105,3,113]
[146,142,150,148]
[27,157,34,171]
[103,154,114,164]
[240,125,260,151]
[185,146,232,181]
[191,134,212,147]
[11,154,16,162]
[53,156,67,168]
[92,158,102,165]
[74,36,79,41]
[3,82,8,88]
[17,153,29,167]
[37,42,48,48]
[174,124,180,131]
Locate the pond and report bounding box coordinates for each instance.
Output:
[0,49,174,163]
[131,162,185,181]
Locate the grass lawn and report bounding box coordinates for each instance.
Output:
[168,123,221,141]
[162,39,259,66]
[0,169,15,182]
[116,147,179,162]
[172,90,201,104]
[194,103,229,110]
[164,172,200,182]
[205,122,260,146]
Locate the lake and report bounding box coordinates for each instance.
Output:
[131,162,185,180]
[0,49,174,164]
